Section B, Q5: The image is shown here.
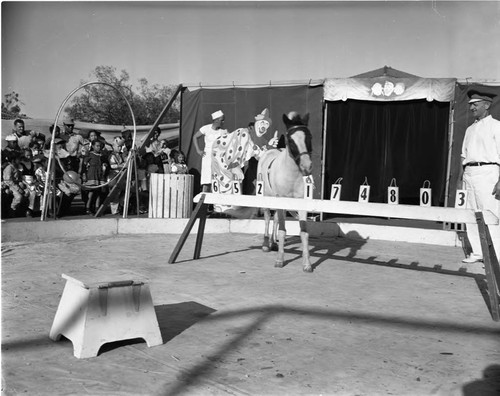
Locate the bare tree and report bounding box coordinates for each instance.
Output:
[67,66,179,125]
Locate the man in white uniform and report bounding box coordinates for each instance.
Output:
[193,110,227,192]
[461,90,500,263]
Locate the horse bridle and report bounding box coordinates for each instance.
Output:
[286,125,312,163]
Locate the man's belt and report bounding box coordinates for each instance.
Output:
[465,162,499,167]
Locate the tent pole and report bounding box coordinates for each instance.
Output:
[133,151,140,217]
[444,105,455,209]
[443,83,457,215]
[137,84,183,153]
[122,148,135,217]
[319,100,328,222]
[442,85,457,231]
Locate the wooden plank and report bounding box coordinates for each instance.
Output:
[186,175,193,218]
[168,194,207,264]
[193,193,499,225]
[180,175,186,218]
[157,173,165,218]
[193,202,208,260]
[177,175,184,218]
[148,173,156,218]
[172,175,180,218]
[476,212,500,321]
[164,174,171,218]
[183,175,193,218]
[169,175,176,218]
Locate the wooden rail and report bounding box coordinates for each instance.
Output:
[168,193,500,321]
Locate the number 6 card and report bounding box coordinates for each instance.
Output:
[212,179,220,193]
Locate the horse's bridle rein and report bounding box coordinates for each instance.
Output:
[286,125,312,163]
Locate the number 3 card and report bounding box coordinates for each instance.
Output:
[455,189,468,209]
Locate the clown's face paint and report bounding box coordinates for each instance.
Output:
[255,119,270,137]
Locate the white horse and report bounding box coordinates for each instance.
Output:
[257,112,313,272]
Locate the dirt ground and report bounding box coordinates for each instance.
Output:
[1,232,500,396]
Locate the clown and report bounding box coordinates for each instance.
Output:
[211,108,278,196]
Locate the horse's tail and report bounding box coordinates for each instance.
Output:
[256,148,282,196]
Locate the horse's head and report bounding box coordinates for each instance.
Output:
[283,112,312,176]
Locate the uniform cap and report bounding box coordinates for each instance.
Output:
[468,90,496,104]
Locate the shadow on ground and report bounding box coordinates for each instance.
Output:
[462,364,500,396]
[160,303,500,396]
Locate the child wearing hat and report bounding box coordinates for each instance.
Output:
[3,134,22,158]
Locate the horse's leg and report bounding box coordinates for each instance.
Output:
[298,210,312,272]
[262,208,271,252]
[271,210,279,251]
[275,209,286,268]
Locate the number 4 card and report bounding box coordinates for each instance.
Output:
[358,185,370,203]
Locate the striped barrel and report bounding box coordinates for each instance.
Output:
[149,173,194,218]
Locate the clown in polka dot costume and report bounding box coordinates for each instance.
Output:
[211,108,278,195]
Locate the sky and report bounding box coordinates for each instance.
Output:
[1,1,500,119]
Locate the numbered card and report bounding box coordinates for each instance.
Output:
[256,180,264,196]
[232,180,242,195]
[330,184,342,201]
[420,188,432,207]
[211,179,220,194]
[455,189,468,209]
[387,186,399,205]
[358,185,370,203]
[303,176,314,199]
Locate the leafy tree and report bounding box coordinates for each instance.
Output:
[67,66,180,125]
[1,91,26,118]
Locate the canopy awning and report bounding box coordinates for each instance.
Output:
[324,66,456,102]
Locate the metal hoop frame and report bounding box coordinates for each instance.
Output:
[41,81,138,220]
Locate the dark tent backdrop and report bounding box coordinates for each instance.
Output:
[177,71,499,211]
[324,99,450,205]
[322,68,456,207]
[180,85,324,197]
[447,83,500,207]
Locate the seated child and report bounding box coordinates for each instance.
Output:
[168,149,188,175]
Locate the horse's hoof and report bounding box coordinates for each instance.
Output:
[270,243,278,251]
[275,260,284,268]
[303,266,313,273]
[262,246,270,252]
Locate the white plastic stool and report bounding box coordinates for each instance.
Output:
[49,274,163,358]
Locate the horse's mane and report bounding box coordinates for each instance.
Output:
[283,111,309,129]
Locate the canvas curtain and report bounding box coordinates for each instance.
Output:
[180,85,324,196]
[324,99,450,206]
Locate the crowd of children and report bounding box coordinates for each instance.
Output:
[1,119,188,218]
